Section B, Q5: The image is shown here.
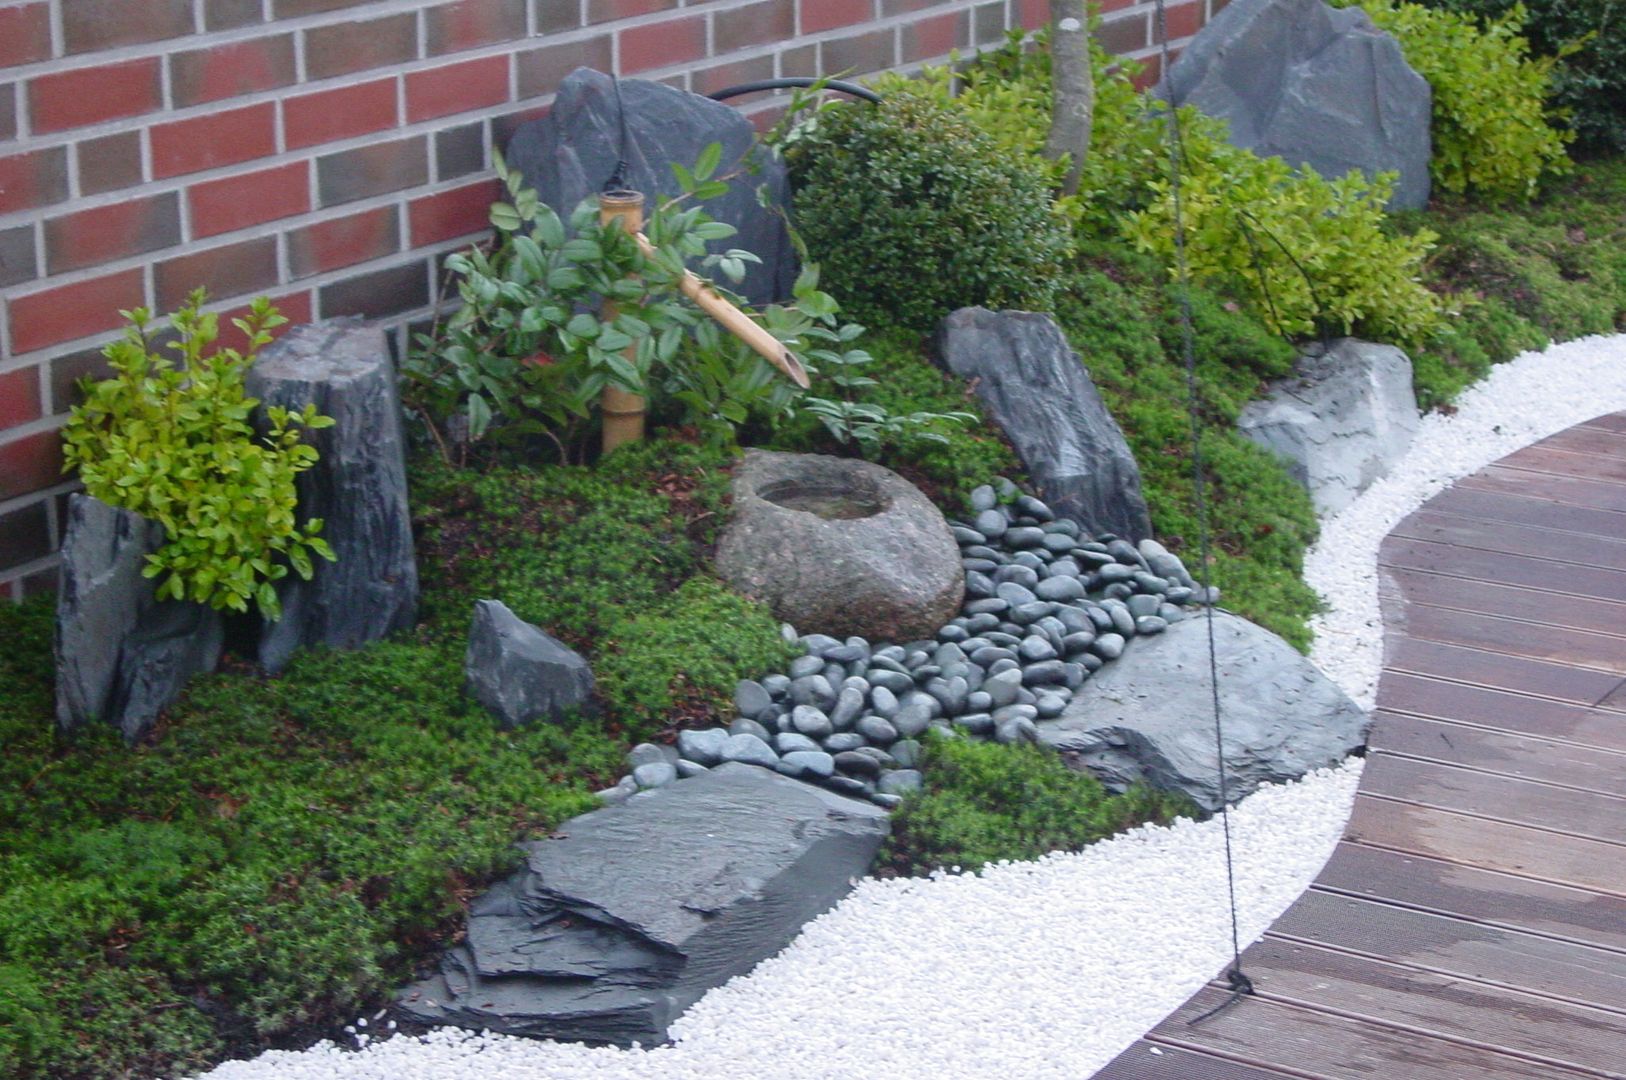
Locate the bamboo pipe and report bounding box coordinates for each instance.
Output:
[599,190,646,453]
[630,231,810,390]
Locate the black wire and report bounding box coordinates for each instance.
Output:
[1150,0,1253,1027]
[603,72,631,194]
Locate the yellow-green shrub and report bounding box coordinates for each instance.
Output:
[1341,0,1572,199]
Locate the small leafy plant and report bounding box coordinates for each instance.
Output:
[404,147,880,459]
[61,292,334,620]
[1340,0,1572,200]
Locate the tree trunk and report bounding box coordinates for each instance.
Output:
[1043,0,1095,197]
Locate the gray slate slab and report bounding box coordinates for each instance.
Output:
[396,762,888,1045]
[505,67,796,307]
[933,307,1152,541]
[248,319,418,673]
[54,493,222,742]
[1238,337,1420,514]
[1164,0,1432,209]
[1037,609,1368,811]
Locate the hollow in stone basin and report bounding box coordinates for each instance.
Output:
[757,478,886,521]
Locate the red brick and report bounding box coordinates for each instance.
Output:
[587,0,676,23]
[1154,1,1206,43]
[1015,0,1049,28]
[318,260,428,320]
[287,205,401,278]
[63,0,193,55]
[304,13,419,81]
[534,0,580,33]
[900,11,969,61]
[0,430,63,502]
[1099,0,1137,13]
[972,1,1006,45]
[274,0,371,14]
[516,35,612,97]
[28,58,162,134]
[44,193,182,275]
[1098,13,1149,55]
[0,224,35,288]
[0,366,42,428]
[0,146,69,215]
[491,105,548,147]
[214,289,312,355]
[316,136,428,207]
[691,54,776,99]
[714,0,794,53]
[284,78,399,149]
[189,162,310,239]
[822,27,895,74]
[206,0,264,30]
[425,0,527,55]
[409,180,497,246]
[76,131,144,196]
[170,35,297,108]
[802,0,871,33]
[154,235,280,311]
[0,4,51,67]
[881,0,939,12]
[619,15,706,74]
[1132,51,1164,90]
[0,500,51,574]
[406,55,511,122]
[0,85,15,141]
[7,269,145,355]
[151,103,277,179]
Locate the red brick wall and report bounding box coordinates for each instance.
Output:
[0,0,1217,597]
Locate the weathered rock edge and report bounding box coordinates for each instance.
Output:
[716,450,965,641]
[396,763,889,1046]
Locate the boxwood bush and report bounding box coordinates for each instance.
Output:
[785,83,1073,332]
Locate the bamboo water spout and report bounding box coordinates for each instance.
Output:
[597,188,811,454]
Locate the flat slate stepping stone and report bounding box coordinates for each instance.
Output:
[396,763,888,1046]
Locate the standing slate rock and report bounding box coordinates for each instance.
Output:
[247,320,417,673]
[396,762,888,1045]
[464,600,595,728]
[1238,338,1420,515]
[933,307,1152,541]
[1163,0,1431,209]
[54,494,223,741]
[716,450,965,642]
[505,67,796,307]
[1037,609,1368,812]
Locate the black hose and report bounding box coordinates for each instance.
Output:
[706,78,882,104]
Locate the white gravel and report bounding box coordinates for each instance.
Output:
[189,333,1626,1080]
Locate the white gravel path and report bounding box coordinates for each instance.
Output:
[189,333,1626,1080]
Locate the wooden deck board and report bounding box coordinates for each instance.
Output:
[1098,412,1626,1078]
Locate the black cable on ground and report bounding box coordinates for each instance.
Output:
[706,77,883,104]
[1149,0,1256,1027]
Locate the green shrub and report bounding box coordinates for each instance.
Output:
[879,733,1194,876]
[1418,0,1626,156]
[1339,0,1572,200]
[594,577,795,736]
[1122,148,1443,344]
[60,294,335,619]
[784,83,1073,332]
[0,596,619,1080]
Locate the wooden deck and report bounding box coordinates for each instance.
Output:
[1093,413,1626,1080]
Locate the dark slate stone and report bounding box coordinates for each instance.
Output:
[717,451,965,642]
[1038,610,1369,812]
[54,494,223,742]
[396,763,888,1045]
[1163,0,1431,209]
[248,319,417,674]
[933,308,1152,540]
[464,599,595,728]
[505,68,796,307]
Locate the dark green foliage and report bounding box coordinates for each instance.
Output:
[1407,157,1626,408]
[594,578,795,735]
[879,733,1195,876]
[764,324,1024,513]
[1418,0,1626,156]
[413,436,792,739]
[785,84,1073,332]
[0,597,619,1080]
[1050,247,1322,649]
